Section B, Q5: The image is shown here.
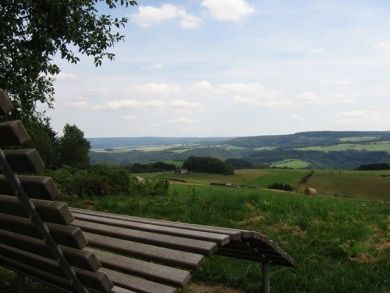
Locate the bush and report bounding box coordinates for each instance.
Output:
[356,163,390,170]
[225,158,253,169]
[129,176,169,196]
[183,156,234,175]
[46,165,129,197]
[267,182,294,191]
[299,170,314,184]
[129,161,177,173]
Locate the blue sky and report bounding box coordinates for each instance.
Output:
[50,0,390,137]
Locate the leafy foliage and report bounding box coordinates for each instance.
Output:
[356,163,390,170]
[183,156,234,175]
[58,124,90,168]
[267,182,294,191]
[129,161,176,173]
[225,158,253,169]
[0,0,137,120]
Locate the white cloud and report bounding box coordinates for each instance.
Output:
[169,117,193,124]
[233,96,291,107]
[170,99,201,110]
[51,72,77,80]
[201,0,255,22]
[132,4,201,29]
[375,41,390,50]
[142,63,164,70]
[93,98,200,111]
[291,114,305,121]
[319,80,351,86]
[334,110,371,125]
[179,11,203,29]
[297,92,356,105]
[65,100,88,108]
[129,83,181,95]
[123,115,139,121]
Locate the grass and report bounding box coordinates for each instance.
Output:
[140,168,390,201]
[270,159,310,169]
[1,170,390,292]
[2,185,388,292]
[299,170,390,200]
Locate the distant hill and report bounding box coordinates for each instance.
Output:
[88,136,231,149]
[227,131,390,148]
[88,131,390,169]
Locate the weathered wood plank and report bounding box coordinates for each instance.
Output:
[101,268,176,293]
[73,213,230,245]
[0,228,100,271]
[0,254,73,291]
[0,175,59,200]
[88,248,191,287]
[71,208,245,239]
[111,286,137,293]
[73,220,217,255]
[0,213,87,249]
[84,232,204,269]
[0,120,30,146]
[3,149,45,173]
[0,195,74,225]
[0,243,113,292]
[0,90,13,115]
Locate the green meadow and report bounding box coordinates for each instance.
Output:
[1,168,389,292]
[2,185,389,292]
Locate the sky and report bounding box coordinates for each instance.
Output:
[49,0,390,138]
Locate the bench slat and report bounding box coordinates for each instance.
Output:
[101,268,176,293]
[73,213,230,245]
[88,248,191,288]
[111,286,137,293]
[0,90,13,115]
[3,149,45,173]
[0,195,74,225]
[84,232,204,269]
[73,219,217,255]
[71,208,244,239]
[0,243,113,292]
[0,213,87,249]
[0,254,73,291]
[0,175,59,200]
[0,120,29,147]
[0,229,100,271]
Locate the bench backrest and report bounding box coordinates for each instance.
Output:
[0,89,113,293]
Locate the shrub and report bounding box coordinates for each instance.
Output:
[356,163,390,170]
[129,161,176,173]
[46,165,129,197]
[129,176,169,196]
[267,182,294,191]
[183,156,234,175]
[225,158,253,169]
[299,170,314,184]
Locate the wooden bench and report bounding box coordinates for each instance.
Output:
[0,89,295,293]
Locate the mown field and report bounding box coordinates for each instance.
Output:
[1,185,388,292]
[270,159,310,169]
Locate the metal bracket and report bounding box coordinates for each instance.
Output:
[0,148,88,293]
[261,262,270,293]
